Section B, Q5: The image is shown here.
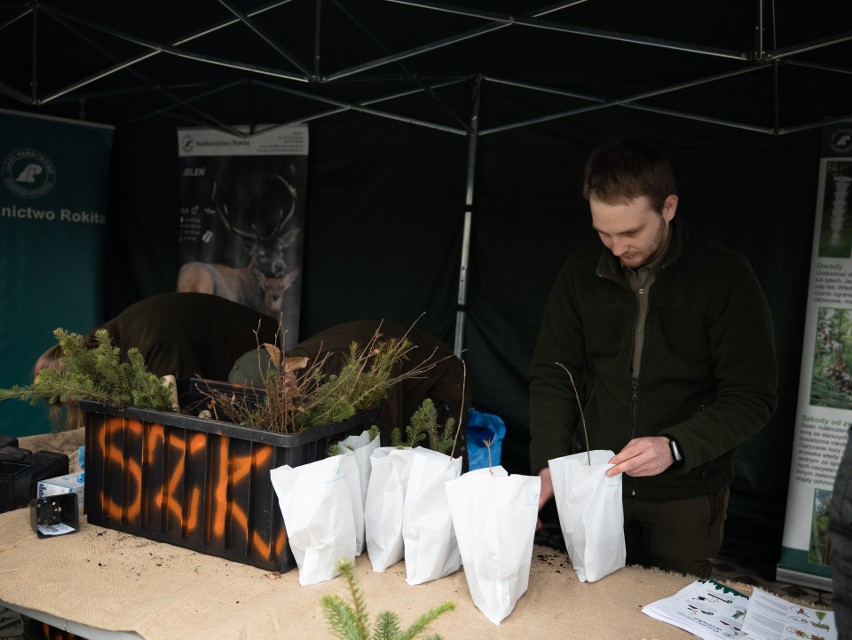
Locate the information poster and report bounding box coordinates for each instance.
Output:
[0,109,113,437]
[778,121,852,589]
[176,125,308,345]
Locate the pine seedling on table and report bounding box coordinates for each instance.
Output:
[321,557,454,640]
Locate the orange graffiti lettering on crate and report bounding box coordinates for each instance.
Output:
[248,446,281,559]
[92,413,286,564]
[252,526,287,559]
[212,437,230,538]
[101,417,145,521]
[145,422,165,459]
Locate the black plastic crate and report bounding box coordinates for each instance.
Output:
[178,377,267,415]
[80,399,376,572]
[0,460,33,512]
[0,446,33,462]
[177,377,268,423]
[28,450,71,496]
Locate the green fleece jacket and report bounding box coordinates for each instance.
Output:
[529,220,778,499]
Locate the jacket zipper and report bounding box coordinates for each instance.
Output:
[629,382,638,496]
[628,273,641,498]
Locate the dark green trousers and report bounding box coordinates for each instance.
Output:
[622,488,730,579]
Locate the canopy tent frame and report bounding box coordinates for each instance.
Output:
[3,0,852,365]
[1,1,849,135]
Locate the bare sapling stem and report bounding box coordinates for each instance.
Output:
[555,362,591,466]
[484,437,494,476]
[450,358,467,460]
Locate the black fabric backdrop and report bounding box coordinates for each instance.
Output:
[101,99,820,564]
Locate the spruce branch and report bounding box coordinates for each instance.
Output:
[345,559,371,640]
[0,328,174,414]
[374,612,402,640]
[390,399,456,456]
[321,558,454,640]
[395,601,456,640]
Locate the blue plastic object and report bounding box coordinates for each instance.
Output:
[466,408,507,471]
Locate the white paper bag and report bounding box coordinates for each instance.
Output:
[548,450,626,582]
[402,448,463,585]
[336,429,381,554]
[364,446,416,572]
[445,466,541,625]
[270,454,362,587]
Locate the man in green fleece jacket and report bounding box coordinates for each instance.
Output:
[529,140,778,578]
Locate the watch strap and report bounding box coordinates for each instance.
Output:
[668,438,684,466]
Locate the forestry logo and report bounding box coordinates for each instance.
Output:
[827,127,852,155]
[181,134,195,154]
[2,147,57,199]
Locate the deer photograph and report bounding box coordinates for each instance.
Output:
[177,173,302,319]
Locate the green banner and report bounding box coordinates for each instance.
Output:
[778,121,852,591]
[0,109,113,437]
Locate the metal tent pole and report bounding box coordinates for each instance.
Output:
[454,74,481,358]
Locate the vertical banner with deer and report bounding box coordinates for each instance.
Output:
[0,108,113,437]
[176,124,308,345]
[778,121,852,590]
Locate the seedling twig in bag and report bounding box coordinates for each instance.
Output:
[555,362,591,466]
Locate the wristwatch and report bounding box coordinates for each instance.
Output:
[668,438,684,467]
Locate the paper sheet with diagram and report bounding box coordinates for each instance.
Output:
[643,580,836,640]
[642,579,749,639]
[740,587,836,640]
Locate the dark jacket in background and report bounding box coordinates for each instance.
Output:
[94,292,279,381]
[529,220,778,500]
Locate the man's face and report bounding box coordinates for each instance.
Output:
[589,194,677,269]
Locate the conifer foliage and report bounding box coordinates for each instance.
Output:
[0,328,175,412]
[199,324,443,433]
[321,558,454,640]
[390,398,458,456]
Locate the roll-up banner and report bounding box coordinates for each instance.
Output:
[176,125,308,345]
[778,121,852,590]
[0,109,113,437]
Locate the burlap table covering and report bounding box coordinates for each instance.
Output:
[0,428,718,639]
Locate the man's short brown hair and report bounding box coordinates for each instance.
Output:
[582,140,677,213]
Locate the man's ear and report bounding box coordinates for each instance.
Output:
[662,194,678,222]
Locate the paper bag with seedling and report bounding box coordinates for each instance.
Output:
[445,465,541,625]
[365,397,466,574]
[402,447,463,585]
[270,454,363,586]
[330,426,381,554]
[364,446,416,572]
[547,363,626,583]
[549,449,626,582]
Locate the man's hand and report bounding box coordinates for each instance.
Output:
[536,467,555,530]
[606,436,673,478]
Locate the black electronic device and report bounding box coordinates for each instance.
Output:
[30,494,80,538]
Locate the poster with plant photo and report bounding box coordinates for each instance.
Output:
[779,121,852,589]
[810,306,852,409]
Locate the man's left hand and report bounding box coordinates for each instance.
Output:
[606,436,673,477]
